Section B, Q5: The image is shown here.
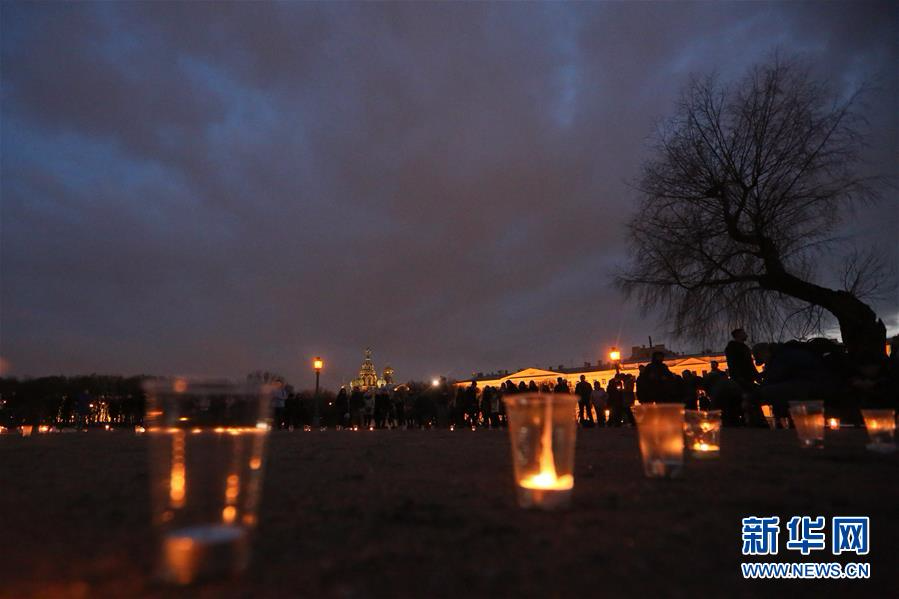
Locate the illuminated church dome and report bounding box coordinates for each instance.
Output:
[350,348,392,390]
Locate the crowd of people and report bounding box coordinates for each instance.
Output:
[2,332,896,432]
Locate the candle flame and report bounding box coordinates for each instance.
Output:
[519,398,574,491]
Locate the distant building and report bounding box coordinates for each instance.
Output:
[349,348,393,390]
[455,349,725,389]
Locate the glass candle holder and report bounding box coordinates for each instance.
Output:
[502,393,578,510]
[827,417,840,431]
[632,404,684,478]
[788,400,825,449]
[760,405,776,430]
[860,409,896,453]
[144,379,273,585]
[684,410,721,458]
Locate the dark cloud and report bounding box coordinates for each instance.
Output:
[2,1,896,385]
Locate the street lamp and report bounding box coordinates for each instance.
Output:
[609,347,621,375]
[313,357,323,427]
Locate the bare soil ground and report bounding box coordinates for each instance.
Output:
[0,428,896,598]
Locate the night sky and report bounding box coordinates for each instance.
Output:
[1,2,896,387]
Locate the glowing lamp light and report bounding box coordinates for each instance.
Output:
[828,417,840,431]
[609,348,621,362]
[313,357,324,371]
[431,378,440,387]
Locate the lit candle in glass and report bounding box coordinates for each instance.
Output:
[861,409,896,453]
[788,401,825,449]
[633,404,684,477]
[760,405,775,429]
[684,410,721,458]
[827,417,840,431]
[503,393,578,510]
[144,379,273,585]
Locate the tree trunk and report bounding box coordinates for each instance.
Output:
[829,290,887,360]
[760,268,886,359]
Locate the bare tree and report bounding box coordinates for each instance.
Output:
[617,57,891,358]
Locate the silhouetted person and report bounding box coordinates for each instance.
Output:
[574,375,594,425]
[518,380,528,393]
[375,386,390,428]
[335,388,349,429]
[528,380,538,392]
[606,377,625,426]
[636,352,677,403]
[350,387,364,428]
[554,377,569,394]
[681,370,699,410]
[753,341,834,424]
[726,328,759,390]
[591,381,607,426]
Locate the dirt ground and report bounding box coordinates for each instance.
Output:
[0,428,896,598]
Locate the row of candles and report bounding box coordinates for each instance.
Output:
[506,396,897,510]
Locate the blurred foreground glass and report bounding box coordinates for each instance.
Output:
[633,404,684,478]
[684,410,721,458]
[144,379,273,585]
[503,394,578,510]
[788,401,825,449]
[860,409,896,453]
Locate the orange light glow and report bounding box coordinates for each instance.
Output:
[518,400,573,491]
[828,418,840,430]
[169,432,186,508]
[249,457,262,470]
[225,474,240,501]
[313,357,324,371]
[692,442,720,452]
[173,379,188,393]
[609,348,621,362]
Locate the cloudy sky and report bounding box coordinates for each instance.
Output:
[2,1,896,387]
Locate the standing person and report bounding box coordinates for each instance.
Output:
[574,375,594,426]
[403,387,416,428]
[725,328,760,425]
[636,352,677,403]
[726,328,760,390]
[271,382,287,430]
[606,376,627,427]
[435,377,450,428]
[335,387,349,429]
[591,381,608,426]
[681,370,699,410]
[285,390,300,430]
[465,381,479,427]
[374,385,390,429]
[554,377,570,394]
[363,388,375,429]
[528,380,538,392]
[392,387,405,429]
[702,361,728,405]
[622,373,637,425]
[479,385,491,427]
[349,387,364,429]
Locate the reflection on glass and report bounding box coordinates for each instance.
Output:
[145,379,272,585]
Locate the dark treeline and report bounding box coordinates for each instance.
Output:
[0,375,148,428]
